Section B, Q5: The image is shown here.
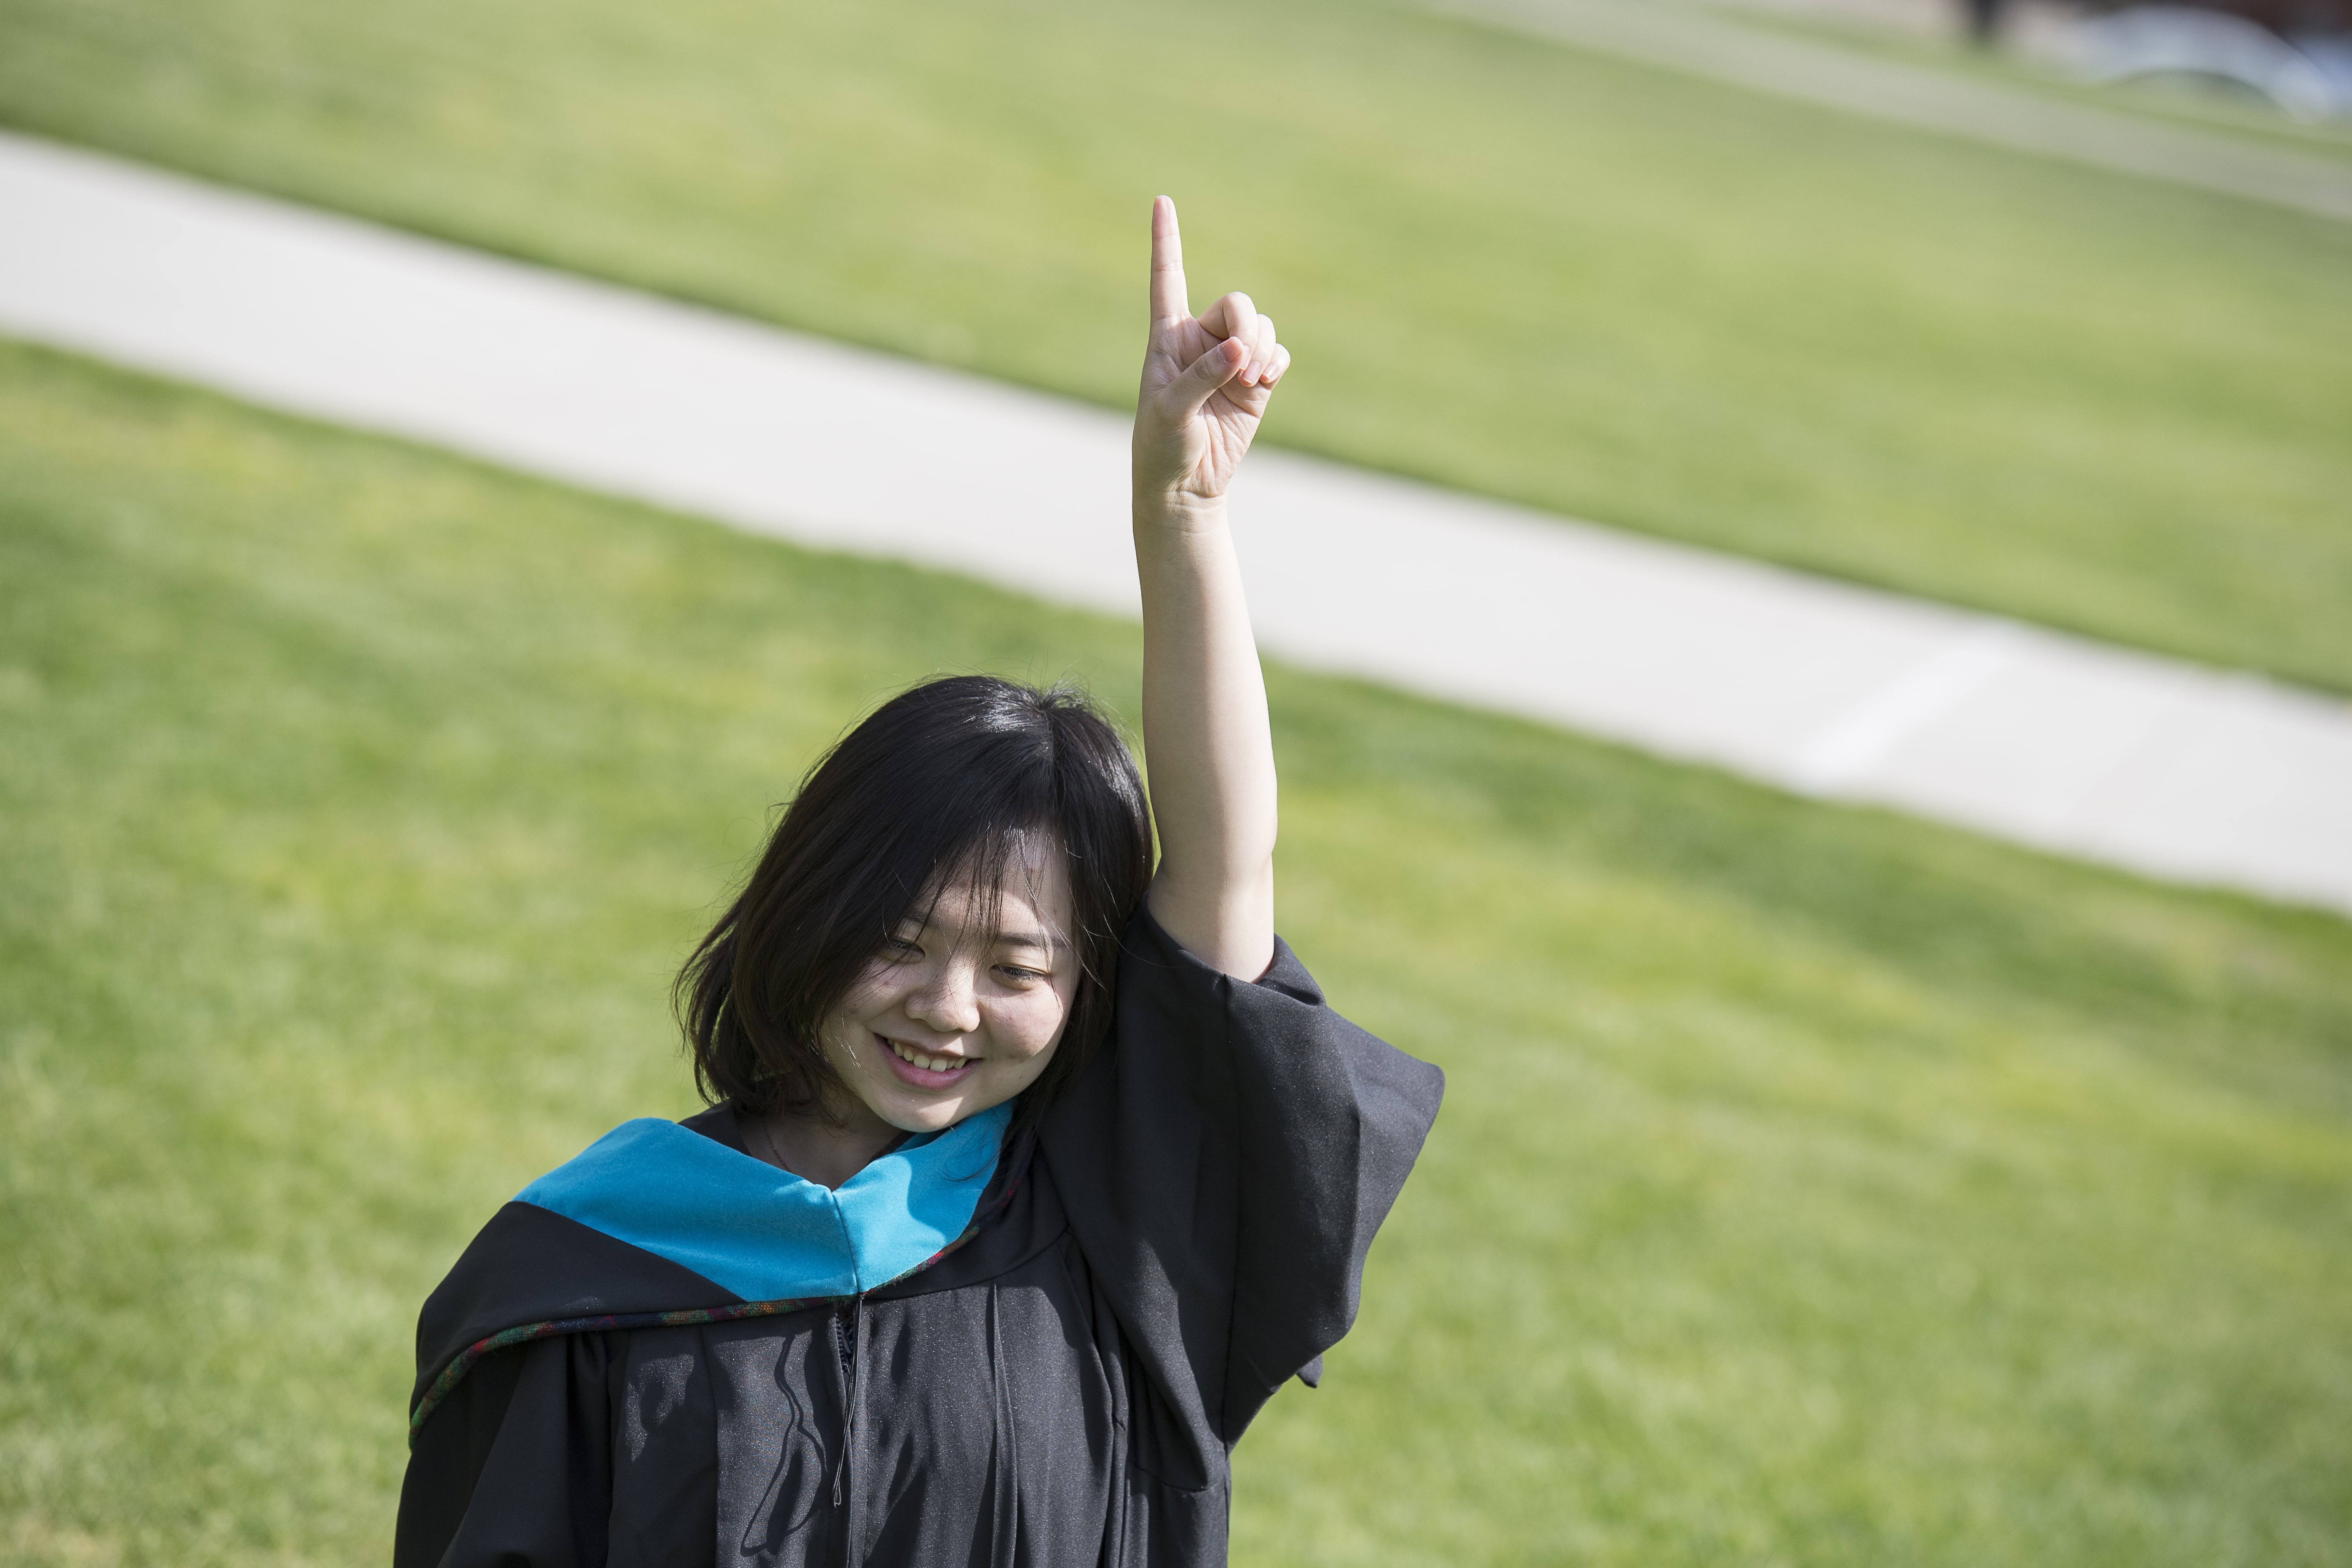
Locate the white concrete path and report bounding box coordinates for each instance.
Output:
[3,131,2348,917]
[1433,0,2352,222]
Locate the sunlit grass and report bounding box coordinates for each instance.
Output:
[0,0,2347,688]
[4,340,2348,1565]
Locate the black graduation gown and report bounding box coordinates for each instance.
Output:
[396,909,1444,1567]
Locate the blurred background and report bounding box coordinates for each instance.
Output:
[1,0,2348,1563]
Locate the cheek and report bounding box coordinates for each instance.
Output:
[838,963,907,1023]
[998,988,1075,1063]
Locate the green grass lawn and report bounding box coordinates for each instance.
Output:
[6,338,2351,1565]
[1,0,2349,691]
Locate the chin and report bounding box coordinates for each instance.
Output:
[885,1098,971,1133]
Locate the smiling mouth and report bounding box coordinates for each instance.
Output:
[885,1036,975,1075]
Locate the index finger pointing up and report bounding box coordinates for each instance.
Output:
[1149,195,1189,326]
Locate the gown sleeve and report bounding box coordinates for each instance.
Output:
[394,1330,626,1568]
[1038,906,1444,1478]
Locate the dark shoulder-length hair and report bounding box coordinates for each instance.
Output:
[675,674,1154,1130]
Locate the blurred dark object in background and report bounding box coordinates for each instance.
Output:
[2091,0,2350,27]
[2068,2,2352,117]
[1953,0,2352,114]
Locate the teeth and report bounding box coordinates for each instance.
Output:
[890,1039,969,1074]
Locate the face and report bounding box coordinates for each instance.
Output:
[816,843,1079,1136]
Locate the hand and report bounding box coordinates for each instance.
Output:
[1132,196,1290,513]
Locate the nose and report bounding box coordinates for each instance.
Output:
[903,958,981,1036]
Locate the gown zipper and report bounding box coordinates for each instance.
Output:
[832,1293,869,1511]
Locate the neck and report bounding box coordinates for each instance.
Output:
[752,1097,903,1190]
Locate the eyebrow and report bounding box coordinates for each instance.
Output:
[994,930,1056,953]
[903,914,1058,953]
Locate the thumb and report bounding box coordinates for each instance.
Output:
[1162,337,1246,419]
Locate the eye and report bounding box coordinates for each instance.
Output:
[995,964,1049,984]
[883,936,924,961]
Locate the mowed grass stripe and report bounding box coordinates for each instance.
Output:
[3,340,2348,1565]
[0,0,2347,690]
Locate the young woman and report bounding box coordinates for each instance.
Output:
[396,198,1443,1568]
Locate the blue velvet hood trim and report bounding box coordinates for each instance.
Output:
[513,1100,1013,1302]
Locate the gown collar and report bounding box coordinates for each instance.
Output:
[515,1100,1014,1302]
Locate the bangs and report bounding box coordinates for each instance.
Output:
[905,824,1068,952]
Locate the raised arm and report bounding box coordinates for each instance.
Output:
[1130,196,1290,981]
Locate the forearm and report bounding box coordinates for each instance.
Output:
[1126,194,1287,978]
[1136,493,1277,980]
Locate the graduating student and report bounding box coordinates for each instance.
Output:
[397,197,1445,1568]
